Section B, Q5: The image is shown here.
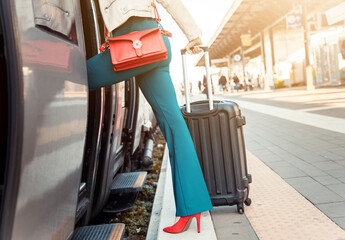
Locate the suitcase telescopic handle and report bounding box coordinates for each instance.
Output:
[181,45,213,113]
[180,46,209,54]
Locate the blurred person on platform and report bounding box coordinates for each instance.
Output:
[218,75,227,92]
[198,80,202,93]
[203,74,214,98]
[233,73,240,92]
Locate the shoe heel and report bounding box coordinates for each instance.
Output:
[195,213,201,233]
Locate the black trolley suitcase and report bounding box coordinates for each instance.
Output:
[180,47,252,214]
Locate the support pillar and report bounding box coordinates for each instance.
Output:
[260,32,268,90]
[227,54,232,79]
[302,0,315,91]
[263,30,274,91]
[241,46,246,85]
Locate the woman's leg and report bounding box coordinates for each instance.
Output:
[136,66,213,217]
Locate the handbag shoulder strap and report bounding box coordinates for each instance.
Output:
[151,1,172,38]
[151,1,160,24]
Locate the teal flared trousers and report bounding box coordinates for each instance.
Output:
[87,17,213,216]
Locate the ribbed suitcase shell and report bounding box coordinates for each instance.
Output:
[181,100,252,213]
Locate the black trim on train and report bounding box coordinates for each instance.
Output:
[0,1,24,239]
[78,0,106,226]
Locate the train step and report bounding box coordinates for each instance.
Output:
[71,223,125,240]
[103,171,147,213]
[110,171,147,194]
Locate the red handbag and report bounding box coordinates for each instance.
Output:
[108,27,167,71]
[100,1,171,72]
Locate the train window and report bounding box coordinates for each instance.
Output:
[32,0,78,44]
[0,12,7,207]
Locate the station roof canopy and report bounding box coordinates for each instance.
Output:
[197,0,344,67]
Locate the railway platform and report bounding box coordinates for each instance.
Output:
[147,87,345,240]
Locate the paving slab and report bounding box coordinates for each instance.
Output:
[313,176,342,186]
[247,149,277,158]
[331,149,345,156]
[210,206,258,240]
[316,202,345,219]
[300,167,328,177]
[339,178,345,184]
[325,168,345,178]
[295,153,328,163]
[327,184,345,199]
[314,161,344,171]
[268,165,307,179]
[285,177,344,204]
[321,152,345,161]
[264,161,292,168]
[285,158,314,169]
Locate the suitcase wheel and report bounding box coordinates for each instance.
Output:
[237,204,244,214]
[244,198,252,206]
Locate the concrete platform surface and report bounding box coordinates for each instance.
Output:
[210,206,258,240]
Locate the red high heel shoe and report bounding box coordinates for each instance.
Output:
[163,212,201,234]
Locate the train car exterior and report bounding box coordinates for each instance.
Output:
[0,0,155,239]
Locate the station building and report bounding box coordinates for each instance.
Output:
[197,0,345,89]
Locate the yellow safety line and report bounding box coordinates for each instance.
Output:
[245,150,345,240]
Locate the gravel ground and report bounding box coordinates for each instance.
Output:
[120,130,166,240]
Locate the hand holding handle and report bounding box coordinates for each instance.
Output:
[181,45,208,55]
[185,37,203,54]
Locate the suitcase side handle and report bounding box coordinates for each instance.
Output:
[181,45,213,113]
